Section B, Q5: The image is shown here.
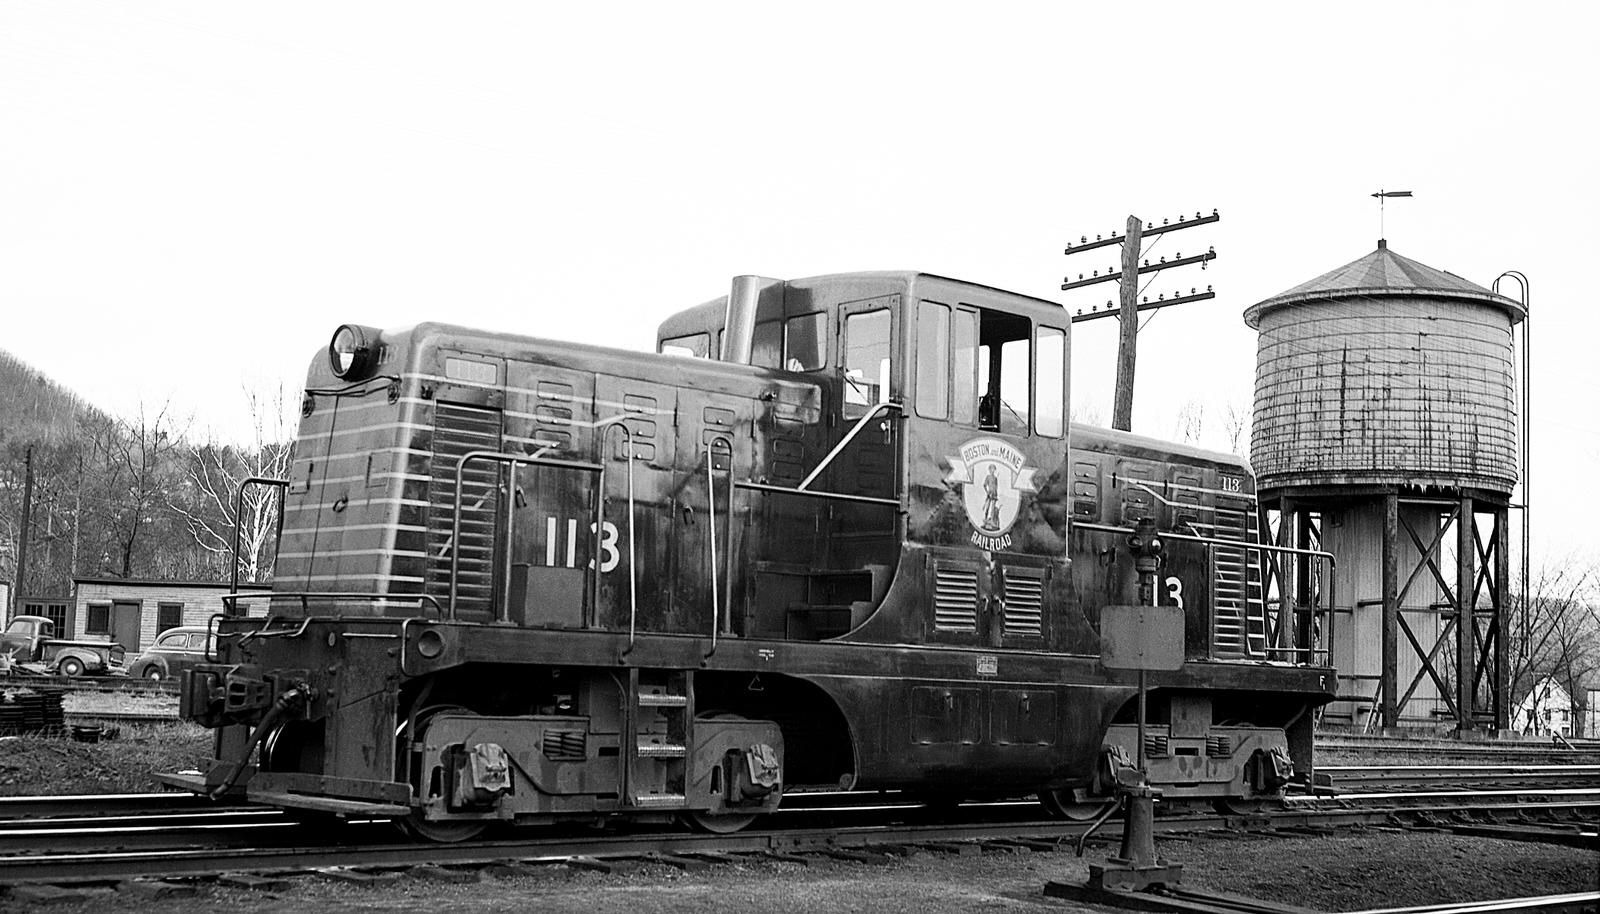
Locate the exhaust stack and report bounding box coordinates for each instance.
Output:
[720,275,763,364]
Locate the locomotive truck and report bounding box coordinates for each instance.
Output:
[166,271,1335,839]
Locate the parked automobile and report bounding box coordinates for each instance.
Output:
[128,626,213,682]
[0,615,125,677]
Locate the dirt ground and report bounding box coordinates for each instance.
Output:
[5,830,1595,914]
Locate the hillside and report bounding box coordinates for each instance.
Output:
[0,349,258,597]
[0,349,105,451]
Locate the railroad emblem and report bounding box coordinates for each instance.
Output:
[945,437,1036,551]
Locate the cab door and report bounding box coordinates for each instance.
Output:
[824,296,902,569]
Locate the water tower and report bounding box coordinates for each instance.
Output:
[1244,241,1524,733]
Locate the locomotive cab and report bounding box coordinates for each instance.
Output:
[657,272,1074,650]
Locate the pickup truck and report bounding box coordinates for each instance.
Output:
[0,615,126,677]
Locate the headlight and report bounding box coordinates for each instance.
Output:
[328,324,379,379]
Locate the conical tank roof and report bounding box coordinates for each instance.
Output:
[1244,239,1523,495]
[1243,240,1524,328]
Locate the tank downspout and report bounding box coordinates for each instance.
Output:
[721,275,762,364]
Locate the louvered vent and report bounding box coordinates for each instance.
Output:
[427,403,503,615]
[933,563,979,632]
[1003,571,1044,637]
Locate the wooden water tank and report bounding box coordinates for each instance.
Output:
[1244,241,1525,496]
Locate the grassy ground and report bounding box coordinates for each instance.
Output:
[0,721,211,795]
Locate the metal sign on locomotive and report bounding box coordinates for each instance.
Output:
[164,272,1336,841]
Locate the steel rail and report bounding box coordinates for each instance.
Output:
[1346,892,1600,914]
[2,794,1594,886]
[0,793,250,821]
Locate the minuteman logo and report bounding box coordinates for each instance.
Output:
[945,437,1037,551]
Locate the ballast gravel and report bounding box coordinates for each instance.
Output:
[5,829,1594,914]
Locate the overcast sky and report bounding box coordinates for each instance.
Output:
[2,1,1595,565]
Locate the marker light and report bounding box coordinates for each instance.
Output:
[328,324,378,379]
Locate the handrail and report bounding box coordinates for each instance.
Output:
[797,401,902,491]
[704,434,735,659]
[221,591,444,616]
[1073,520,1336,664]
[450,450,603,621]
[735,480,901,508]
[228,477,290,615]
[605,423,640,655]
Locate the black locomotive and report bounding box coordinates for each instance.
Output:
[167,271,1334,839]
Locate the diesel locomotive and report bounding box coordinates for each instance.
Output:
[166,271,1335,839]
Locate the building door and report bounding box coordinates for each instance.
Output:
[111,601,142,652]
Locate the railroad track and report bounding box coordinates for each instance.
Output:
[1322,763,1600,791]
[2,785,1595,883]
[1317,736,1600,765]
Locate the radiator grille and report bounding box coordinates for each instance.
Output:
[1209,507,1267,658]
[427,403,503,615]
[1003,571,1044,637]
[932,563,979,632]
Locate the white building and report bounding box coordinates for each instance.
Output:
[1512,677,1574,737]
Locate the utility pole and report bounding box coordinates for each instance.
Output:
[16,446,34,614]
[1114,216,1142,432]
[1063,210,1220,431]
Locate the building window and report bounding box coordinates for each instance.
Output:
[86,603,111,635]
[24,600,68,635]
[157,602,184,634]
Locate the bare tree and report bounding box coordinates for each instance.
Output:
[1223,399,1252,455]
[82,402,188,578]
[1175,399,1204,444]
[1507,555,1600,734]
[1070,404,1104,427]
[173,384,295,583]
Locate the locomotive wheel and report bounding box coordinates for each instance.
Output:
[1213,797,1273,816]
[681,808,759,834]
[678,712,762,835]
[1039,789,1118,821]
[397,812,489,843]
[396,703,488,843]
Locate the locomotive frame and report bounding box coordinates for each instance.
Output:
[168,271,1335,839]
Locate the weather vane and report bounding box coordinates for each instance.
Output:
[1371,189,1412,240]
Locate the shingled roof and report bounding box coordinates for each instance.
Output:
[1243,240,1525,328]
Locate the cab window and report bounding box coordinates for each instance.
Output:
[784,312,827,370]
[952,308,979,425]
[752,320,783,368]
[754,313,828,371]
[978,310,1031,435]
[916,301,950,419]
[1036,325,1065,438]
[843,309,891,417]
[660,333,709,359]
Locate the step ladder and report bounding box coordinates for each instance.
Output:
[622,669,694,809]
